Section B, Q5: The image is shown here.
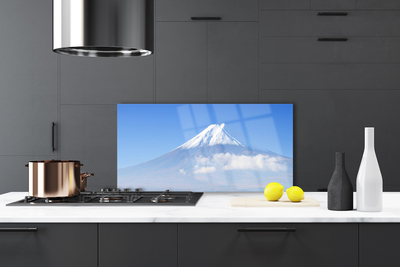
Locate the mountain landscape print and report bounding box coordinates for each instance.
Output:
[118,104,293,192]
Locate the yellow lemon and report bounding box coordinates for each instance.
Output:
[264,182,284,201]
[286,186,305,202]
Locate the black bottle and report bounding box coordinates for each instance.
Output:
[328,152,354,211]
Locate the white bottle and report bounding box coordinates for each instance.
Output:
[356,127,383,212]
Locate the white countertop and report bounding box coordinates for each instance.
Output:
[1,192,400,223]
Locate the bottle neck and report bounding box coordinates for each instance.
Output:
[335,152,345,169]
[365,127,375,150]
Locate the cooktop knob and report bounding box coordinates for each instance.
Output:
[101,188,111,192]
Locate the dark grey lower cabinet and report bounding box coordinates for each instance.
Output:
[3,222,396,267]
[360,223,400,267]
[0,223,97,267]
[178,223,358,267]
[99,224,177,267]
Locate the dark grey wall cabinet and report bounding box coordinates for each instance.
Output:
[156,0,259,21]
[260,0,357,10]
[155,22,208,103]
[311,0,356,10]
[0,0,57,193]
[99,224,177,267]
[357,0,400,10]
[0,223,97,267]
[155,0,259,104]
[260,11,400,37]
[260,0,400,190]
[207,22,259,103]
[260,0,310,10]
[1,0,400,192]
[178,223,358,267]
[260,37,400,63]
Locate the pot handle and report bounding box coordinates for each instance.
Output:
[81,172,94,179]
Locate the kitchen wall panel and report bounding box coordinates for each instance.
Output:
[60,56,154,105]
[2,0,400,193]
[60,105,117,191]
[330,90,400,191]
[0,156,56,194]
[259,90,335,189]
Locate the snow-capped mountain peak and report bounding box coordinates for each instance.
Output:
[177,123,244,149]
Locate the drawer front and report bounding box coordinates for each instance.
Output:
[360,224,400,267]
[0,224,97,267]
[260,63,400,90]
[260,0,310,10]
[156,0,258,21]
[357,0,400,10]
[99,224,177,267]
[178,223,358,267]
[260,11,400,36]
[260,0,356,10]
[260,37,400,63]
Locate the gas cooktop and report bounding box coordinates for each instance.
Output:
[6,189,203,206]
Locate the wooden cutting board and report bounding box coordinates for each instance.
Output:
[230,197,320,207]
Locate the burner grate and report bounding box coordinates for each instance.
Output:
[7,190,203,206]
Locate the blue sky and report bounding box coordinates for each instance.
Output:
[118,104,293,169]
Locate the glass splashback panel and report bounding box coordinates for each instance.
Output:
[118,104,293,192]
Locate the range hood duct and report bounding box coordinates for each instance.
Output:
[53,0,154,57]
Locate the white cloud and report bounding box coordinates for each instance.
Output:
[195,156,212,165]
[193,166,217,174]
[193,153,288,173]
[179,169,186,175]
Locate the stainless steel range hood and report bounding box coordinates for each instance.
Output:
[53,0,154,57]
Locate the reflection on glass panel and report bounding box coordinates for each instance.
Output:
[239,103,271,119]
[214,104,240,123]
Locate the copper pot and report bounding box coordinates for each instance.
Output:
[26,160,93,198]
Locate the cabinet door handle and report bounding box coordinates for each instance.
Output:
[318,12,348,16]
[191,17,221,20]
[52,122,56,152]
[0,228,38,232]
[318,38,348,42]
[237,228,296,232]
